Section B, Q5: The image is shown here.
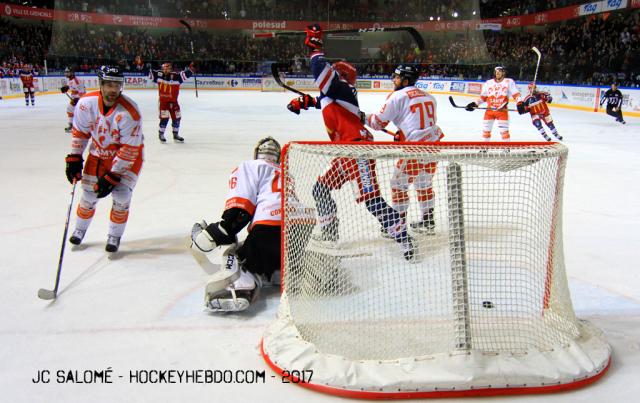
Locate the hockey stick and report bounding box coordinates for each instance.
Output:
[254,26,425,51]
[271,64,397,137]
[179,19,199,98]
[38,180,78,300]
[448,96,515,112]
[531,47,542,84]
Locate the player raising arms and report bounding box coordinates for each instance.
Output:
[517,83,562,141]
[149,62,196,143]
[287,24,416,260]
[60,67,87,133]
[65,66,144,253]
[466,66,521,141]
[365,64,444,234]
[18,63,37,107]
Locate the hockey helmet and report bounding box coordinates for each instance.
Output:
[64,67,74,78]
[161,62,172,72]
[494,65,506,74]
[392,64,420,86]
[98,65,124,84]
[254,137,281,163]
[333,61,357,86]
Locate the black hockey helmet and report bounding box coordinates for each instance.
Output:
[392,64,420,86]
[254,137,281,163]
[64,67,74,77]
[98,65,124,84]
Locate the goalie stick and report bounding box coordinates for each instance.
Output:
[271,63,397,138]
[38,180,78,300]
[179,19,199,98]
[448,96,516,112]
[254,26,425,51]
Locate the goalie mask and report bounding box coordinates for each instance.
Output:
[254,137,281,163]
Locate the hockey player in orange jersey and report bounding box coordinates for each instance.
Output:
[60,67,87,133]
[465,66,521,141]
[64,66,144,253]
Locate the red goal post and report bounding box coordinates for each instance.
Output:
[262,141,611,399]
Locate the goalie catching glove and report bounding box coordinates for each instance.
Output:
[191,208,251,252]
[287,94,318,115]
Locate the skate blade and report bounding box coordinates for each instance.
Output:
[38,289,56,300]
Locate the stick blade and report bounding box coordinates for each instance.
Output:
[38,288,56,300]
[531,46,541,56]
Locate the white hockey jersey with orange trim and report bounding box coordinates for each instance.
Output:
[366,86,442,142]
[65,76,86,99]
[224,159,281,228]
[478,78,521,110]
[71,91,144,184]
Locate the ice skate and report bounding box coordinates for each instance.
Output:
[173,134,184,143]
[159,133,166,143]
[69,229,86,245]
[106,235,120,253]
[410,208,436,234]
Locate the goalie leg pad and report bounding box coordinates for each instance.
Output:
[205,270,261,312]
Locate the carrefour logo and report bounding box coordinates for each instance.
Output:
[229,79,239,87]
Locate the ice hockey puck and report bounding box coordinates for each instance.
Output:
[482,301,494,308]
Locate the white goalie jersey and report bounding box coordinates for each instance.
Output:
[224,159,281,229]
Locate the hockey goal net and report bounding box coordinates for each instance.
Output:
[262,141,611,398]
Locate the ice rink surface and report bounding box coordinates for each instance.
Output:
[0,88,638,402]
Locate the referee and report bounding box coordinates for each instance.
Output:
[600,82,626,124]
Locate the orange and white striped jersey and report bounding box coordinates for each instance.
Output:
[478,78,521,110]
[65,76,86,99]
[71,91,144,179]
[224,159,281,228]
[366,86,441,142]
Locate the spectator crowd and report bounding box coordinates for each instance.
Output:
[1,4,638,87]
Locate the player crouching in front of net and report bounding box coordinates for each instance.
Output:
[517,83,562,141]
[364,64,444,235]
[287,23,416,261]
[191,137,312,312]
[65,66,144,253]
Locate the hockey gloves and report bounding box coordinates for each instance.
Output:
[517,102,527,115]
[191,220,236,252]
[94,171,120,198]
[70,98,79,106]
[304,24,323,51]
[60,85,69,93]
[287,94,318,115]
[65,154,83,184]
[465,102,478,112]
